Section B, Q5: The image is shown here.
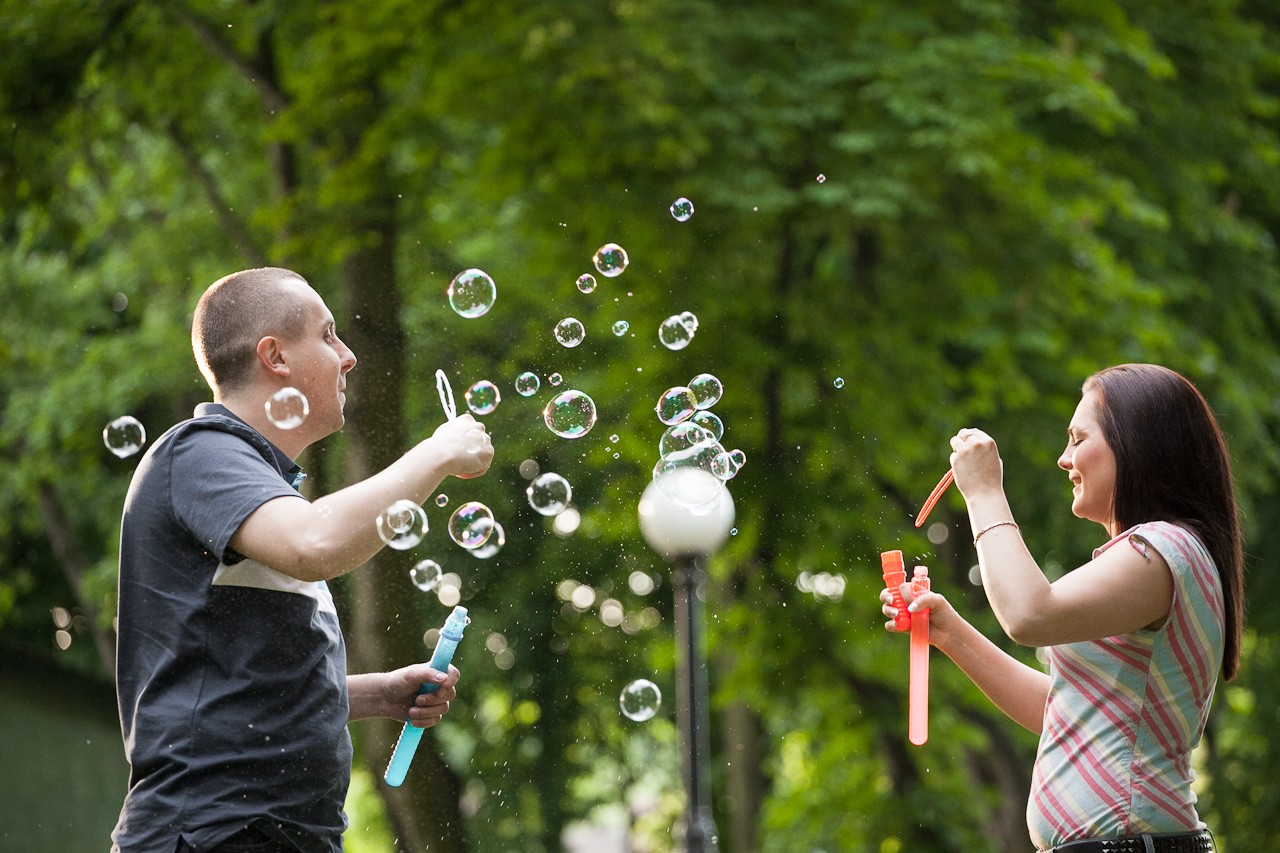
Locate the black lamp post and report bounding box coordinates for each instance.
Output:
[638,471,735,853]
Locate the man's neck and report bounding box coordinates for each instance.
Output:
[214,390,312,459]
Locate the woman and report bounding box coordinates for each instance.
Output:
[883,364,1243,853]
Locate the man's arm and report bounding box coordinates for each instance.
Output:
[230,415,492,581]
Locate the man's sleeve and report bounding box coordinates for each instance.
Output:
[169,428,304,563]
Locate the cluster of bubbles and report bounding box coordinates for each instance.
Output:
[103,415,147,459]
[658,311,699,351]
[447,268,497,318]
[266,387,309,430]
[651,373,745,513]
[619,678,662,722]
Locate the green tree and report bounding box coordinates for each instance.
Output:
[2,2,1279,852]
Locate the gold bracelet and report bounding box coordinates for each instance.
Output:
[972,520,1019,545]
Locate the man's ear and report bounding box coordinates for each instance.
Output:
[255,336,291,378]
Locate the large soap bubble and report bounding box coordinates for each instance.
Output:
[593,243,629,278]
[515,371,541,397]
[659,315,694,351]
[554,317,586,348]
[410,560,443,592]
[543,389,597,439]
[465,380,501,415]
[103,415,147,458]
[448,501,495,550]
[265,387,309,429]
[655,386,698,426]
[620,678,662,722]
[447,269,497,318]
[527,472,572,516]
[688,373,722,410]
[377,500,428,550]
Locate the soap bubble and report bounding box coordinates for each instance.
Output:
[816,173,826,183]
[543,389,597,439]
[448,501,495,550]
[470,522,506,559]
[554,317,586,348]
[655,386,698,426]
[620,679,662,722]
[410,560,443,592]
[465,380,501,415]
[610,433,620,443]
[729,448,747,469]
[576,273,597,294]
[612,320,630,336]
[377,500,428,550]
[593,243,629,278]
[688,373,722,409]
[265,387,309,430]
[103,415,147,458]
[548,372,563,386]
[833,377,845,389]
[435,494,449,507]
[447,269,496,318]
[527,472,572,516]
[679,311,699,333]
[659,315,694,351]
[691,410,724,441]
[515,371,541,397]
[669,197,694,222]
[711,449,738,481]
[659,421,714,456]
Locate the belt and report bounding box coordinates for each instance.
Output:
[1047,830,1216,853]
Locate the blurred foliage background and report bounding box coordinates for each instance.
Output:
[2,1,1279,851]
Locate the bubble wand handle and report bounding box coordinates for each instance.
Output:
[909,566,930,746]
[880,550,912,631]
[383,605,469,787]
[435,369,457,421]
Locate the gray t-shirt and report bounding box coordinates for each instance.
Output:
[113,404,351,853]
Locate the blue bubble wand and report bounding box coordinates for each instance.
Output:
[383,605,469,787]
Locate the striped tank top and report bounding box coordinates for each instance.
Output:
[1027,521,1225,850]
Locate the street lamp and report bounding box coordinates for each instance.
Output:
[638,470,735,853]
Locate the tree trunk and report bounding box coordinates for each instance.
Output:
[339,197,468,853]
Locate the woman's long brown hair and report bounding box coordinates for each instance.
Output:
[1086,364,1244,681]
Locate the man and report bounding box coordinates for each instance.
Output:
[112,267,493,852]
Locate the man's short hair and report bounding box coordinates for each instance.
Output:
[192,267,311,394]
